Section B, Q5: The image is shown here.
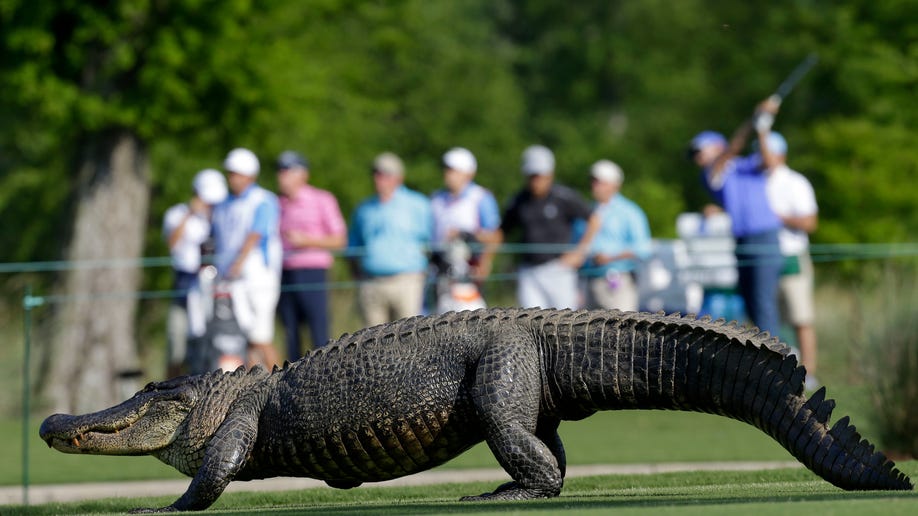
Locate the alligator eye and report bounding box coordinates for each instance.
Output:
[141,382,159,393]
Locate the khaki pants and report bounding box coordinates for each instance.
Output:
[358,272,426,327]
[779,252,815,326]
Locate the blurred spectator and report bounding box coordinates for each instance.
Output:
[429,147,500,313]
[580,160,652,312]
[276,150,346,360]
[348,152,432,326]
[430,147,502,279]
[161,169,227,377]
[763,133,820,386]
[499,145,599,310]
[689,97,784,338]
[211,148,282,369]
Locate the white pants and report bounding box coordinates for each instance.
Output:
[229,268,281,344]
[588,272,639,312]
[517,259,580,310]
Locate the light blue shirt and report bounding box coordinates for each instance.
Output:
[576,193,652,276]
[211,184,281,276]
[348,186,432,276]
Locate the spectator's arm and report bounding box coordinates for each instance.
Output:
[708,120,752,184]
[166,212,192,250]
[228,232,261,279]
[286,232,347,250]
[783,213,818,233]
[755,97,783,171]
[561,212,601,268]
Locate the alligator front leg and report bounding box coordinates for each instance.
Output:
[462,329,563,501]
[130,397,264,512]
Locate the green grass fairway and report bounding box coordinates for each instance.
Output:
[7,465,917,515]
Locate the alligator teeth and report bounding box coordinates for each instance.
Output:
[72,437,81,448]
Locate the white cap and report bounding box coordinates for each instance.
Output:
[192,169,228,205]
[521,145,555,176]
[590,159,624,184]
[223,148,260,176]
[442,147,477,174]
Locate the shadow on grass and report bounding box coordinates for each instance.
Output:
[7,466,916,514]
[11,490,914,515]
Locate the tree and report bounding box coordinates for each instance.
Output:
[0,0,265,412]
[2,0,915,414]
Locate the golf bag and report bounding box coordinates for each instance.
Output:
[431,233,487,314]
[186,266,248,374]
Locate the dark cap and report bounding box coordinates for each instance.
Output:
[276,150,309,170]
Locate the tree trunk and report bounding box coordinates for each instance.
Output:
[46,130,150,414]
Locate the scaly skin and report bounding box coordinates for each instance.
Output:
[39,308,913,512]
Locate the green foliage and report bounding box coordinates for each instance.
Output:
[1,0,915,266]
[801,120,916,244]
[0,0,264,264]
[858,265,918,458]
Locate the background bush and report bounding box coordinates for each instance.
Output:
[858,265,918,458]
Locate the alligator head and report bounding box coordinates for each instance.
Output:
[40,374,205,456]
[39,366,274,477]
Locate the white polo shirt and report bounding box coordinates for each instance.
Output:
[766,164,818,256]
[162,203,210,273]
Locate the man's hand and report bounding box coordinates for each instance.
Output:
[560,249,586,269]
[189,196,210,216]
[227,260,243,280]
[758,96,781,115]
[754,97,781,133]
[283,230,312,248]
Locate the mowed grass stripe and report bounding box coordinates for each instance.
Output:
[6,465,916,515]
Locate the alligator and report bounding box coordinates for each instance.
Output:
[40,308,913,512]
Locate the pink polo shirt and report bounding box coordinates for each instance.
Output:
[279,184,346,270]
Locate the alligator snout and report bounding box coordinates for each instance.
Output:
[39,413,74,447]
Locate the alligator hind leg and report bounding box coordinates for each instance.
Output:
[536,417,567,479]
[467,417,568,500]
[461,329,563,501]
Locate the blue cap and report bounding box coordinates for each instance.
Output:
[754,132,788,156]
[689,131,727,151]
[276,150,309,170]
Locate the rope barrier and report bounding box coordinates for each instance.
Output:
[2,241,916,275]
[4,241,915,306]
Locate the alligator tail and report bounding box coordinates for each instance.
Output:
[671,313,912,491]
[765,383,912,490]
[533,309,913,491]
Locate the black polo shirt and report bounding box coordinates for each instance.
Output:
[501,183,593,265]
